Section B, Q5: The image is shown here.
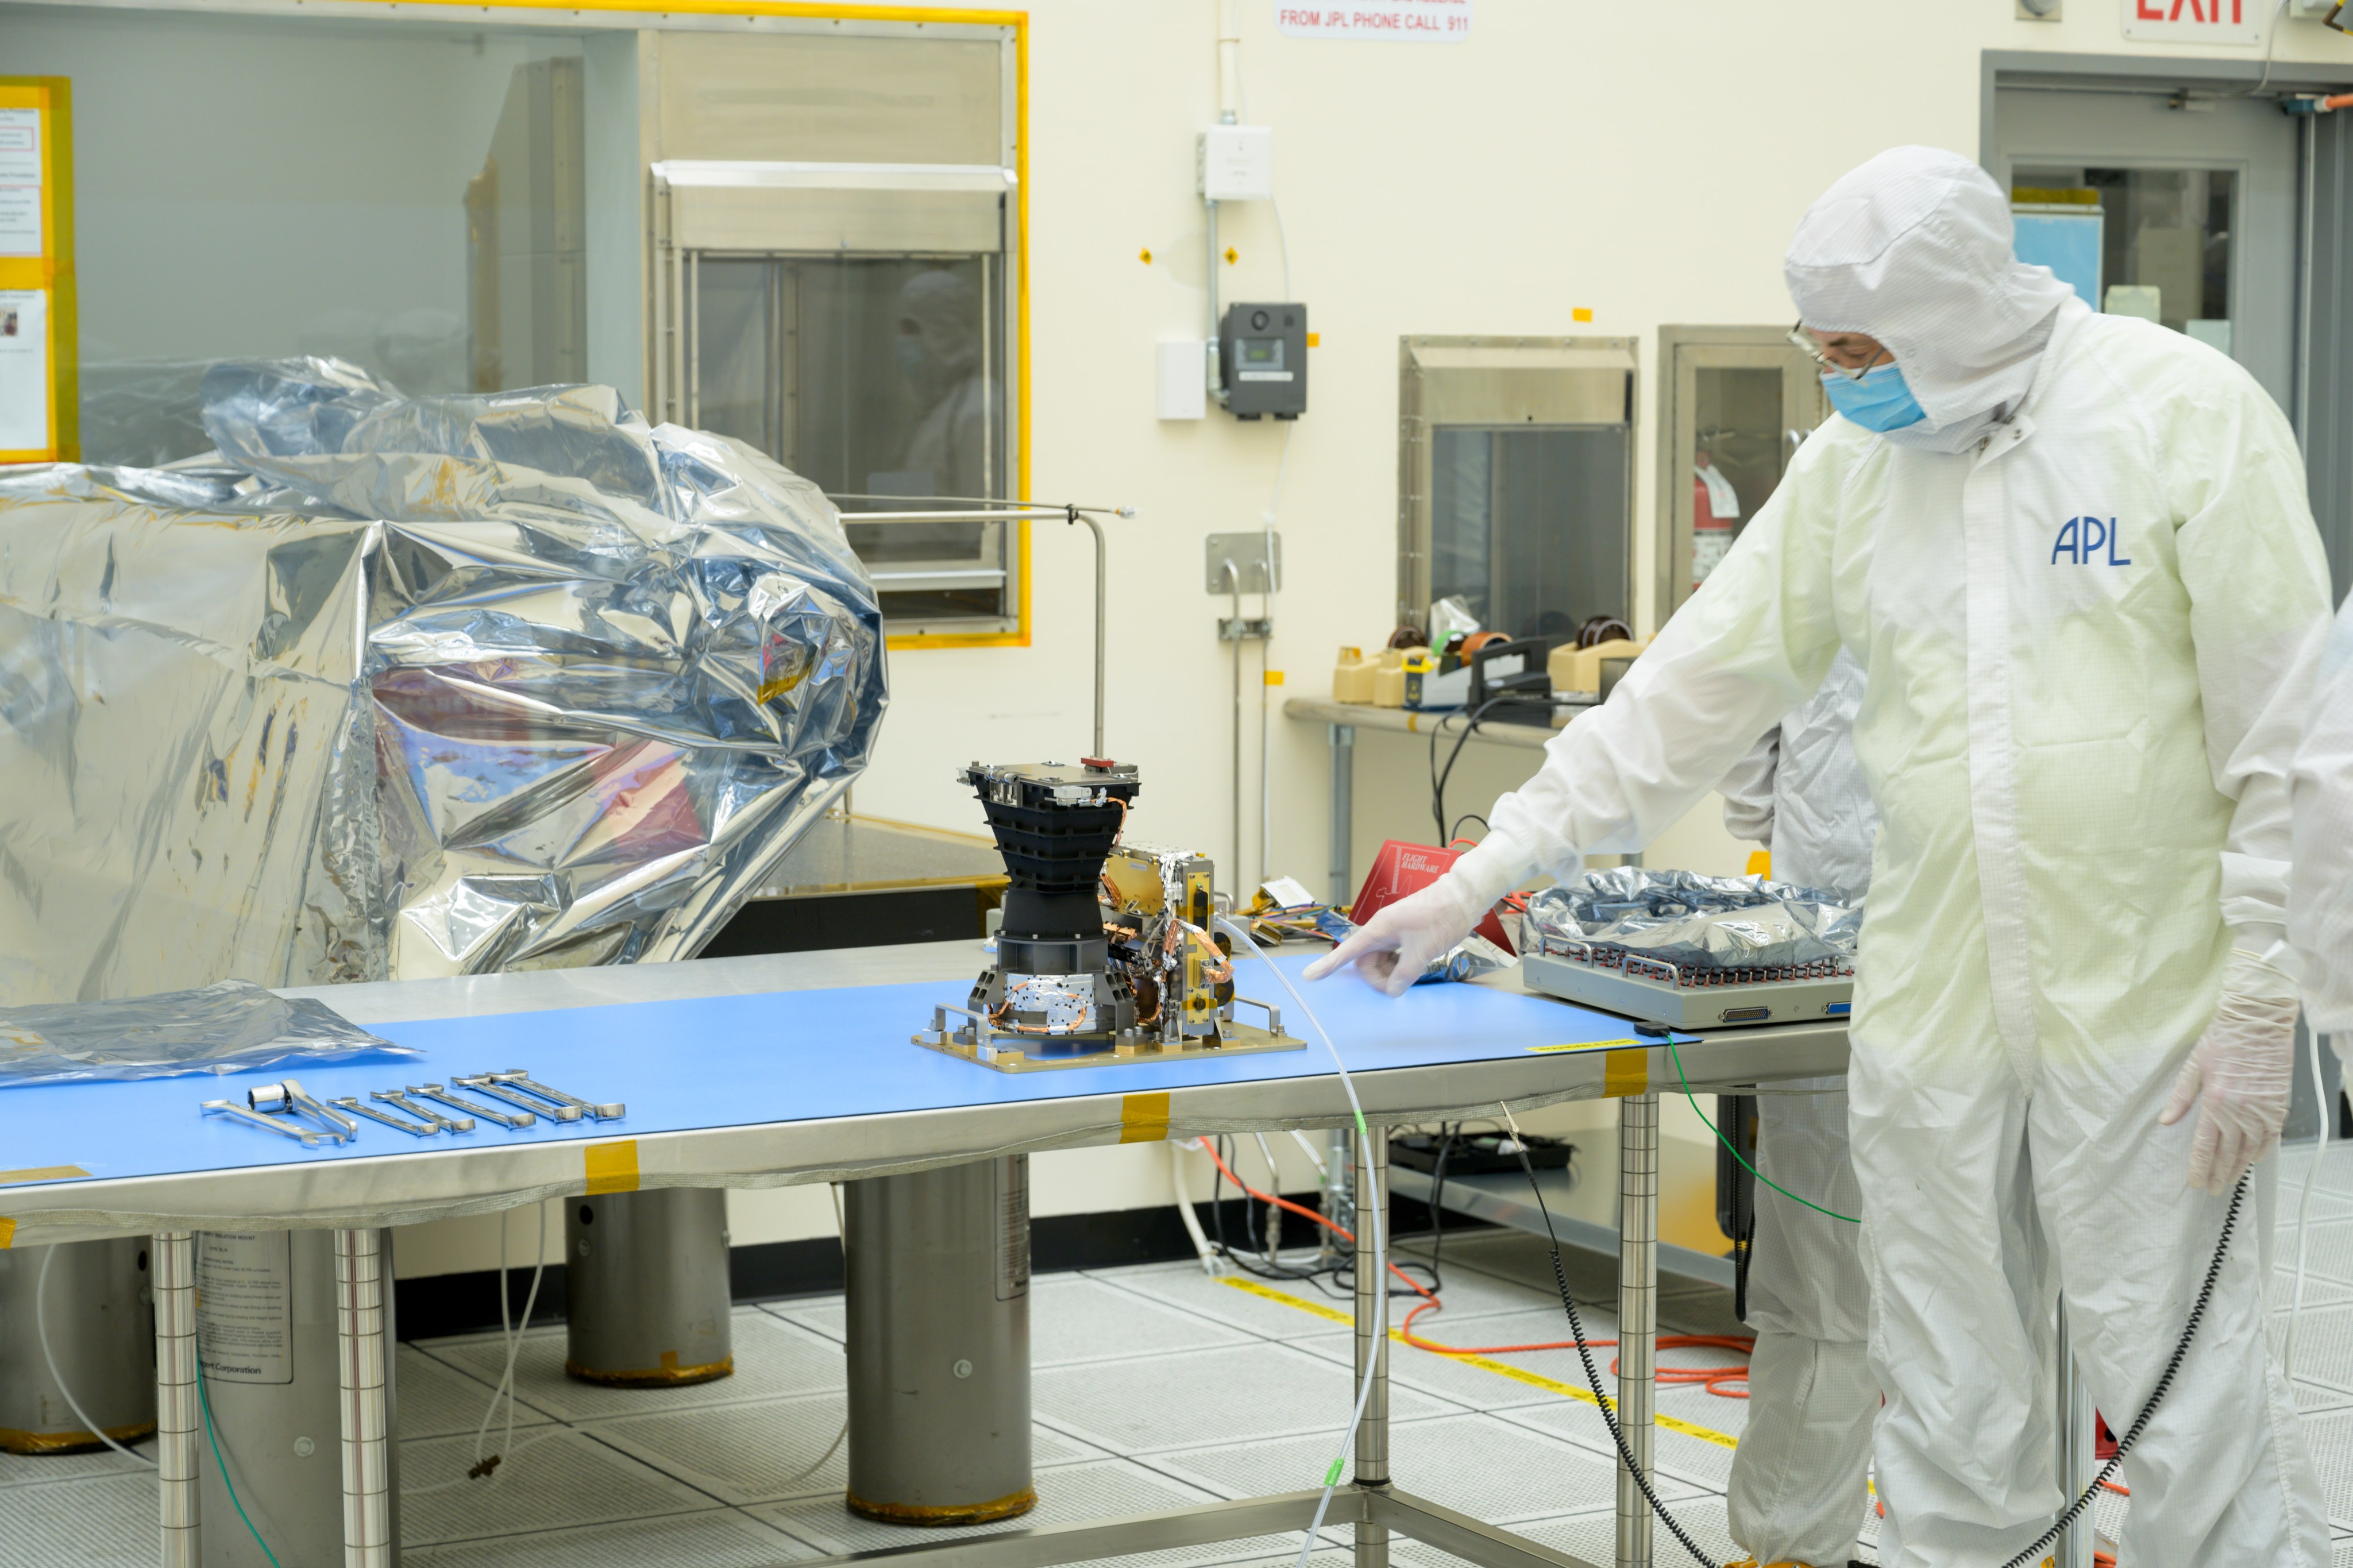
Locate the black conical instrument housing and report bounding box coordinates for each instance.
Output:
[963,760,1141,944]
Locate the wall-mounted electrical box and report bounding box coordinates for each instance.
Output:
[1219,302,1307,419]
[1197,125,1274,201]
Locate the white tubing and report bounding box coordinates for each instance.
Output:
[1217,0,1240,122]
[35,1244,156,1466]
[2285,1029,2331,1379]
[1170,1141,1224,1275]
[1213,918,1383,1568]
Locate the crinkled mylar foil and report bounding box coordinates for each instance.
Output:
[0,359,885,1000]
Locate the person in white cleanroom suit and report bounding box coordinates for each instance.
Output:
[1714,652,1876,1568]
[1309,146,2332,1566]
[2291,603,2353,1072]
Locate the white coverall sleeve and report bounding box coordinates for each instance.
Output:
[2291,600,2353,1036]
[1444,446,1850,913]
[1718,729,1781,847]
[2170,376,2336,963]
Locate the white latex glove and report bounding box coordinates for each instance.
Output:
[2159,947,2302,1195]
[1301,878,1481,998]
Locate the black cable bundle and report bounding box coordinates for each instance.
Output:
[1503,1122,2250,1568]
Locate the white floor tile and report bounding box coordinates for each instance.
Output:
[1033,1339,1463,1455]
[398,1428,724,1546]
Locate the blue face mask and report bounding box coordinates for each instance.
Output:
[1822,362,1926,432]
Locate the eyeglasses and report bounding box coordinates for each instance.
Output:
[1788,323,1889,382]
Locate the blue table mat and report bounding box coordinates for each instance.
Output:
[0,956,1648,1188]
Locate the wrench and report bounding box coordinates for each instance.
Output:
[411,1082,533,1130]
[454,1074,581,1123]
[373,1089,473,1134]
[334,1096,443,1138]
[248,1077,359,1141]
[480,1069,624,1122]
[203,1099,337,1146]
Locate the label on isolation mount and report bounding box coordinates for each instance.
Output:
[196,1231,294,1385]
[996,1155,1031,1301]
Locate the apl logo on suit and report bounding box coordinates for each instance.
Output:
[2051,517,2132,566]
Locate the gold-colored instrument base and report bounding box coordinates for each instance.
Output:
[0,1419,156,1456]
[564,1354,734,1388]
[846,1485,1038,1525]
[914,1019,1305,1073]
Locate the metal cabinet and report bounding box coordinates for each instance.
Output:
[1396,335,1637,639]
[1654,327,1827,623]
[638,25,1025,642]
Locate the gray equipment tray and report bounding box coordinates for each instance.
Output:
[1521,947,1853,1030]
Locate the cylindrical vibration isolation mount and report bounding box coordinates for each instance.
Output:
[196,1228,401,1568]
[843,1156,1033,1525]
[564,1188,734,1386]
[0,1236,155,1455]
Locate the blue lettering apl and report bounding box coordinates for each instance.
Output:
[2051,516,2132,566]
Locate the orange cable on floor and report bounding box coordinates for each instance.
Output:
[1194,1140,1755,1397]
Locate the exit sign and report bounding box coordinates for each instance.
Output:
[2123,0,2264,43]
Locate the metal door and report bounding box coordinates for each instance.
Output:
[1992,84,2300,412]
[1656,328,1827,624]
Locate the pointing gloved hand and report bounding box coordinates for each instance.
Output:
[1301,878,1482,998]
[2159,946,2303,1195]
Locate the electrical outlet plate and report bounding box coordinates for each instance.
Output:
[1205,531,1282,595]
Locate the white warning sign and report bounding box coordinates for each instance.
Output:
[1276,1,1471,43]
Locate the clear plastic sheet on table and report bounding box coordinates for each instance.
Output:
[0,980,408,1087]
[1310,907,1514,984]
[1522,866,1862,971]
[0,358,886,999]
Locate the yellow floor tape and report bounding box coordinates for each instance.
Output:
[1217,1274,1742,1452]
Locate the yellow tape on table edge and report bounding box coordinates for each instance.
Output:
[584,1140,640,1195]
[1119,1091,1171,1143]
[0,1217,14,1250]
[1217,1275,1737,1451]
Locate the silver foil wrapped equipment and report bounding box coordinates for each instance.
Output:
[1522,867,1861,972]
[0,359,885,999]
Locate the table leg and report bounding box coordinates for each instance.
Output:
[333,1229,392,1568]
[1616,1092,1657,1568]
[1353,1125,1390,1568]
[154,1231,198,1568]
[1328,723,1355,907]
[2057,1300,2094,1568]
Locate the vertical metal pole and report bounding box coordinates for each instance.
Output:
[2056,1300,2095,1568]
[1073,511,1105,759]
[1328,723,1355,907]
[155,1231,199,1568]
[1205,199,1222,395]
[1617,1092,1658,1568]
[1323,1126,1355,1264]
[333,1229,392,1568]
[1353,1125,1390,1568]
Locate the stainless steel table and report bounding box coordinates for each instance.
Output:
[1,943,1860,1568]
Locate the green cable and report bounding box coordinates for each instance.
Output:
[1666,1036,1861,1226]
[197,1360,286,1568]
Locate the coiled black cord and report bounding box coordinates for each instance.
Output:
[1996,1173,2248,1568]
[1511,1129,2247,1568]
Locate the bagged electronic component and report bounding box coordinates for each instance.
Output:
[0,358,885,998]
[1522,867,1862,971]
[0,980,407,1087]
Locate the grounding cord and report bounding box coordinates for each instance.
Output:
[1994,1173,2247,1568]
